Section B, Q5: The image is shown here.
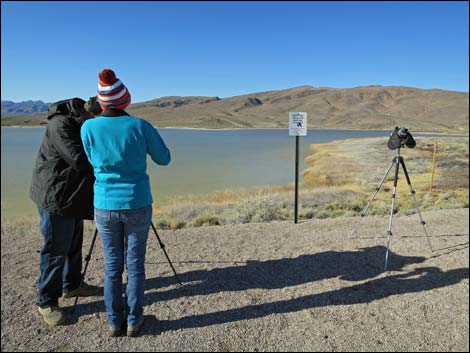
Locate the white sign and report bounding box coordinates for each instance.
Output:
[289,112,307,136]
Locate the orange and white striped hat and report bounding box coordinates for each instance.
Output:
[97,69,131,110]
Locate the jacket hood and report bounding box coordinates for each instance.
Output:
[48,98,92,124]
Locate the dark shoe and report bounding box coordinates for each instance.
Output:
[109,322,126,337]
[127,317,144,337]
[63,282,101,298]
[37,306,65,326]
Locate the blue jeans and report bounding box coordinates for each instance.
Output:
[94,205,152,328]
[37,208,83,308]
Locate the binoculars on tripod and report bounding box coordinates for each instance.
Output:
[387,126,416,150]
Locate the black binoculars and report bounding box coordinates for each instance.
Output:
[387,126,416,150]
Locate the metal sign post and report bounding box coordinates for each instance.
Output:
[294,135,300,223]
[289,112,307,224]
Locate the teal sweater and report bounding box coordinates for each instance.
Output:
[81,115,170,210]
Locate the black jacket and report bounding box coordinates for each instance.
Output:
[30,98,95,219]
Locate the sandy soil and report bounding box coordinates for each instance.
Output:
[1,208,468,352]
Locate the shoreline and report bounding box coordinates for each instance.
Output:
[2,136,468,222]
[1,125,469,136]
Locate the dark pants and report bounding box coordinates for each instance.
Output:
[37,208,84,308]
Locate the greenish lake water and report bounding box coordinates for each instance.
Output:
[1,127,442,217]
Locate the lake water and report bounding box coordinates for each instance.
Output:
[0,127,437,217]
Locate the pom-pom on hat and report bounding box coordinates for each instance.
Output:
[97,69,131,110]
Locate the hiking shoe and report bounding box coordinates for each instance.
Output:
[127,317,144,337]
[108,323,126,337]
[37,306,65,326]
[63,282,101,298]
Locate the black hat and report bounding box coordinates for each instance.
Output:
[85,96,103,116]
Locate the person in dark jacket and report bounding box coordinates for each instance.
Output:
[30,97,101,326]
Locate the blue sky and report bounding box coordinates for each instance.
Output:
[1,1,468,103]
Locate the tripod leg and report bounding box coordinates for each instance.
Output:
[71,228,99,314]
[350,159,395,238]
[384,158,400,272]
[150,222,183,286]
[399,158,434,252]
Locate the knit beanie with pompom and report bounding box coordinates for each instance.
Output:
[97,69,131,110]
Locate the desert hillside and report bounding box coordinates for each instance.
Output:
[2,85,468,133]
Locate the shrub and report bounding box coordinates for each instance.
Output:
[155,218,186,230]
[155,219,171,230]
[192,214,221,227]
[169,219,186,230]
[228,195,286,224]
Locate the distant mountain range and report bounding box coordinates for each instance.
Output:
[1,85,469,133]
[1,100,49,116]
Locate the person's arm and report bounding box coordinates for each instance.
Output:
[48,117,93,173]
[80,122,92,163]
[145,122,171,166]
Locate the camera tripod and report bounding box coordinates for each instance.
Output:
[350,147,434,271]
[71,221,182,313]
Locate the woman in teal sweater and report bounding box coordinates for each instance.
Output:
[81,69,170,337]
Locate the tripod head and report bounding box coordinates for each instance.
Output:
[387,126,416,150]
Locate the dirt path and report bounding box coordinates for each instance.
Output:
[1,209,468,352]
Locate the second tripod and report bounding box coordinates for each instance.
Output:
[350,147,434,271]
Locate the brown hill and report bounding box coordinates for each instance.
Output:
[2,85,469,133]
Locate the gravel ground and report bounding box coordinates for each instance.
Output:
[1,208,469,352]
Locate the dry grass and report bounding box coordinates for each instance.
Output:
[302,136,468,215]
[151,136,468,229]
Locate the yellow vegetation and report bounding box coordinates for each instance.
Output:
[151,136,468,228]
